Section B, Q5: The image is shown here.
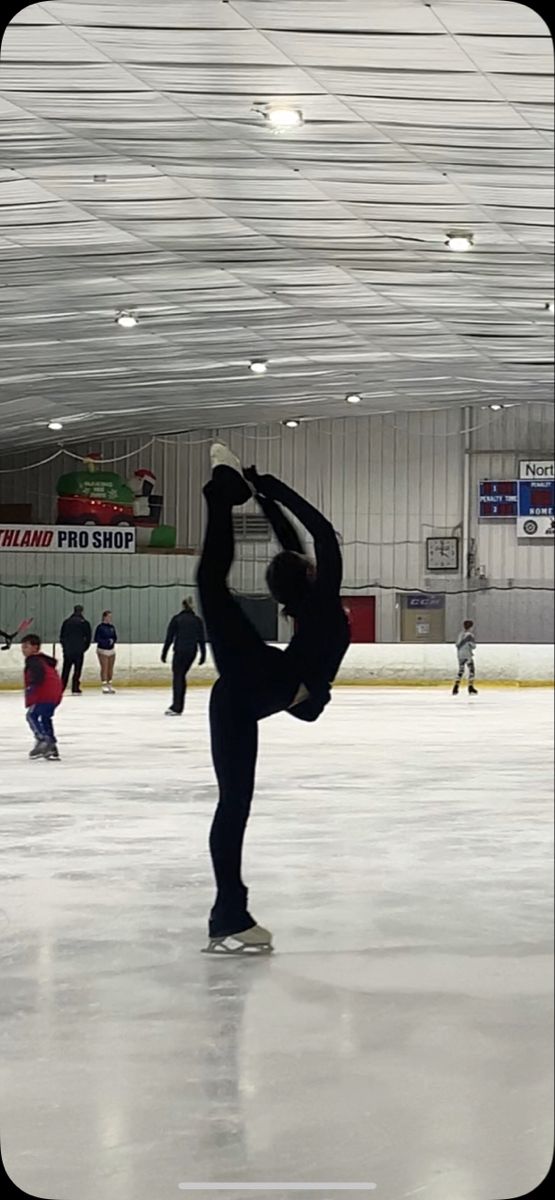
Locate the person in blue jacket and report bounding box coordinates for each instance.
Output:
[94,609,118,693]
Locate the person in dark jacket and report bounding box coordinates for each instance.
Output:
[22,633,63,761]
[94,610,118,693]
[196,444,350,954]
[59,605,92,695]
[162,598,206,715]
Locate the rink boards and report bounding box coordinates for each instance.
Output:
[0,643,553,690]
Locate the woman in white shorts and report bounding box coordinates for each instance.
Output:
[94,609,118,693]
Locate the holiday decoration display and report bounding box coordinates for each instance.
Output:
[55,456,176,548]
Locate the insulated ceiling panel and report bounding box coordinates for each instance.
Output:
[0,0,552,449]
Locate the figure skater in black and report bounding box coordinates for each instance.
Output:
[197,444,350,954]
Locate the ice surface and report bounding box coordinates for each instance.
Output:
[0,686,553,1200]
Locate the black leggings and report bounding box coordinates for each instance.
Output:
[197,473,299,937]
[61,651,84,693]
[171,650,196,714]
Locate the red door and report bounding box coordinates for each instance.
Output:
[342,596,376,643]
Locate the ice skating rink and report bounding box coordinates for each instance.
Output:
[0,685,552,1200]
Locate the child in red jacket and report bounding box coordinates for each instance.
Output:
[22,634,63,760]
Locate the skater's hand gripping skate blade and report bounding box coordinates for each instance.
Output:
[243,464,262,493]
[202,923,273,956]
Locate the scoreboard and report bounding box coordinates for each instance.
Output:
[479,470,554,538]
[479,480,518,519]
[517,479,555,539]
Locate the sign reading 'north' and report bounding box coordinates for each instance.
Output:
[0,525,136,553]
[519,460,554,479]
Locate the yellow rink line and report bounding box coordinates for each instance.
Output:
[125,678,554,689]
[334,679,554,689]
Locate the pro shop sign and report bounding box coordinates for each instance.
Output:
[0,526,136,553]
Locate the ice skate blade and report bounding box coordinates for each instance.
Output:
[202,937,273,956]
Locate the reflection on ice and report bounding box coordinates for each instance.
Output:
[0,687,552,1200]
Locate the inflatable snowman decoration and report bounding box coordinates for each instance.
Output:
[126,468,176,549]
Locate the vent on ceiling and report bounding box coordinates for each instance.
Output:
[232,513,271,543]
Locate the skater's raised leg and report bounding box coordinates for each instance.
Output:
[196,447,259,677]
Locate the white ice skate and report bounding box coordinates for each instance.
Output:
[165,708,180,716]
[210,442,243,475]
[209,442,253,505]
[102,683,111,694]
[202,923,274,956]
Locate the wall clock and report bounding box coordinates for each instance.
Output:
[426,536,459,571]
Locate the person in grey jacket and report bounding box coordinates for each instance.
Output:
[453,619,478,695]
[162,598,206,715]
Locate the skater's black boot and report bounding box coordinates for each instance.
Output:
[44,741,60,761]
[468,684,478,696]
[452,682,459,695]
[29,739,48,759]
[206,443,252,506]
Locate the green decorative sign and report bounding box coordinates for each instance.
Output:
[57,471,135,505]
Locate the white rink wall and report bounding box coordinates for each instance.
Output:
[1,643,553,689]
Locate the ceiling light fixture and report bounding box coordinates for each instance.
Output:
[489,404,502,411]
[115,310,138,328]
[283,419,301,428]
[248,360,268,374]
[265,106,303,129]
[346,393,362,405]
[445,232,474,253]
[48,421,63,431]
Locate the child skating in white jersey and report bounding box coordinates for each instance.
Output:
[453,619,478,696]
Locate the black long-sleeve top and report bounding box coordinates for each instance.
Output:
[255,475,350,721]
[162,611,206,664]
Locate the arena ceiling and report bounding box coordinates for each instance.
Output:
[0,0,553,449]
